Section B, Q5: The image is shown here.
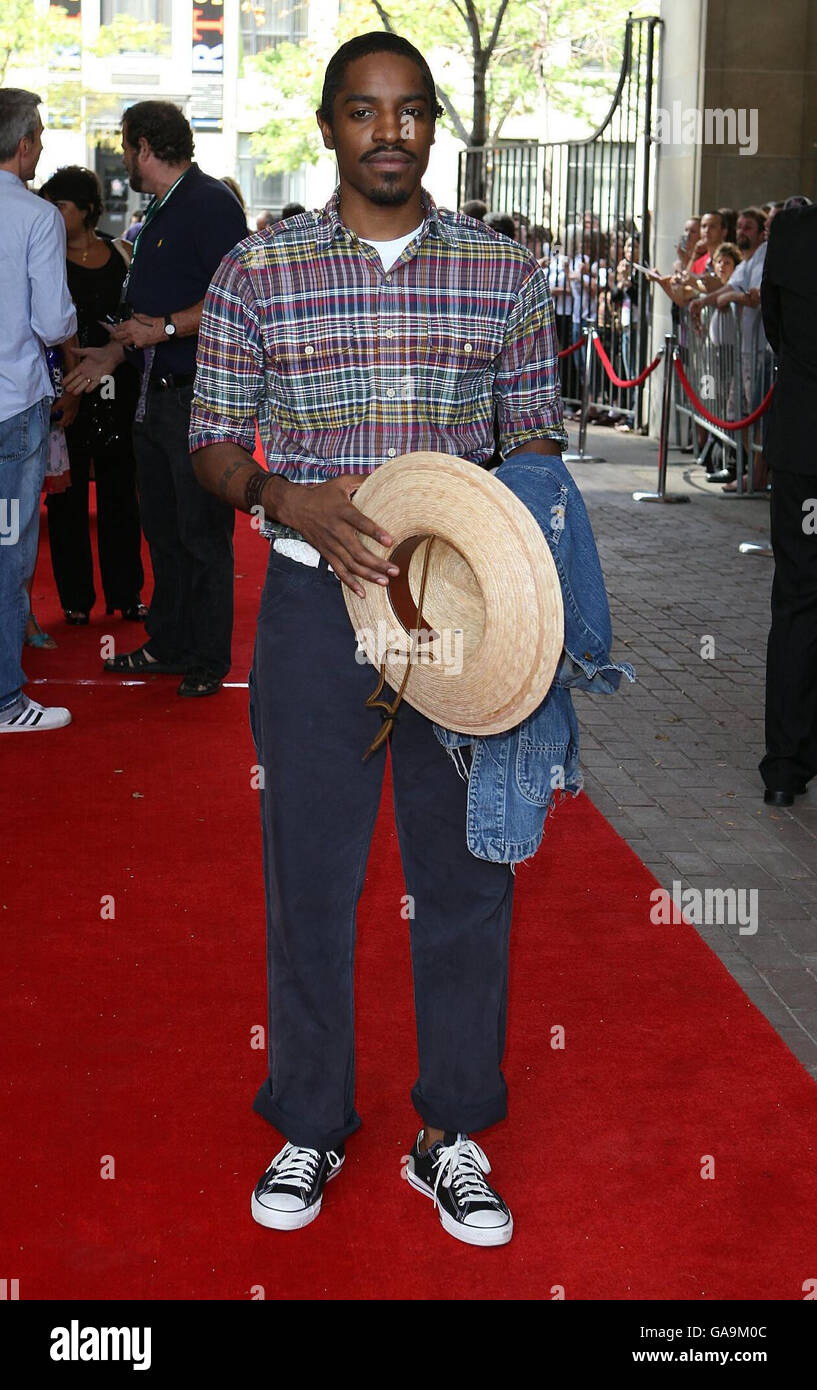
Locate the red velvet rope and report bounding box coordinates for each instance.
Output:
[673,355,775,431]
[592,333,664,388]
[557,336,584,359]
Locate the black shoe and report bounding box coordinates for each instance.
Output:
[251,1141,344,1230]
[64,610,90,625]
[177,666,223,697]
[706,469,735,484]
[763,786,807,807]
[105,603,148,622]
[405,1130,513,1247]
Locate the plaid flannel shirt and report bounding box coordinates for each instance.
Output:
[189,187,567,482]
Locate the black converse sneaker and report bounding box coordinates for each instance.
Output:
[251,1141,344,1231]
[405,1130,513,1247]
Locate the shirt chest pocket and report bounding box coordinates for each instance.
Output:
[269,334,373,432]
[419,323,502,422]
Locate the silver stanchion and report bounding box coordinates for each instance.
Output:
[633,332,689,504]
[563,328,606,464]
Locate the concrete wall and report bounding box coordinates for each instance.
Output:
[649,0,817,433]
[700,0,817,208]
[649,0,708,433]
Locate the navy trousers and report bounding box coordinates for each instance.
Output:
[133,386,235,675]
[249,545,515,1152]
[761,469,817,792]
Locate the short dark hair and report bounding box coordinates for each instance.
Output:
[483,211,517,240]
[122,101,194,165]
[461,199,487,220]
[738,205,766,234]
[319,32,443,128]
[280,201,306,218]
[40,165,104,228]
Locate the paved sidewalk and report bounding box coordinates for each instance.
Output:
[567,425,817,1080]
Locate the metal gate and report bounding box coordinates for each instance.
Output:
[457,15,661,429]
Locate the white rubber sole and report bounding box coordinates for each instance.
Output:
[250,1154,344,1231]
[405,1164,514,1247]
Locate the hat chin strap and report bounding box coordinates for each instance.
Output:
[362,535,437,761]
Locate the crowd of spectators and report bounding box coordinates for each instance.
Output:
[461,199,647,427]
[647,196,811,488]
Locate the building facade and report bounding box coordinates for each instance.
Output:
[13,0,341,233]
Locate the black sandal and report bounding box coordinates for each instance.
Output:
[103,644,187,674]
[177,667,223,697]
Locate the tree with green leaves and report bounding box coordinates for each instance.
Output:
[248,0,655,177]
[0,0,75,84]
[2,5,171,143]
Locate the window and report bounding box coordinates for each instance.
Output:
[100,1,172,25]
[237,136,306,211]
[239,0,308,57]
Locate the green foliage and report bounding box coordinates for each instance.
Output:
[90,14,170,58]
[0,0,76,83]
[249,0,655,175]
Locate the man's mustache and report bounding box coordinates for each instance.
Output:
[362,148,415,161]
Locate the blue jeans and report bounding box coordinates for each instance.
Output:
[249,546,515,1152]
[0,398,50,711]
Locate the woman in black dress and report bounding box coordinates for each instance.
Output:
[40,166,145,624]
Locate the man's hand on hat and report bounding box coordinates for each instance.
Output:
[281,475,398,599]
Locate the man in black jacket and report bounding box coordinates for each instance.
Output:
[65,102,248,697]
[759,201,817,805]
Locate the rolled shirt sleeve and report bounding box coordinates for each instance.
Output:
[495,263,568,457]
[189,249,264,455]
[30,206,77,346]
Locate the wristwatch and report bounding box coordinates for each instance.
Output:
[163,313,176,337]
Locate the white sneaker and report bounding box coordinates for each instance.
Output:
[0,696,72,731]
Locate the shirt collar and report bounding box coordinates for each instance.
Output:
[315,185,455,249]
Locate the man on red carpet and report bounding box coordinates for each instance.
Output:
[190,32,566,1246]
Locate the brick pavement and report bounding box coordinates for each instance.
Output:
[565,424,817,1080]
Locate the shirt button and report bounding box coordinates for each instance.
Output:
[385,329,395,339]
[304,344,315,356]
[584,651,593,660]
[387,448,397,457]
[385,275,391,282]
[463,341,473,353]
[386,388,396,398]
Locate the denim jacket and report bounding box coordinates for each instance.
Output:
[433,452,635,864]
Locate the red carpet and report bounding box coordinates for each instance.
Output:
[3,499,817,1300]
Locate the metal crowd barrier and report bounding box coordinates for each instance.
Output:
[672,303,775,498]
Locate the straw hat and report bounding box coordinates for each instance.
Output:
[343,452,564,736]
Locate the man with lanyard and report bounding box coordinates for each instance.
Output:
[190,33,567,1247]
[65,101,247,697]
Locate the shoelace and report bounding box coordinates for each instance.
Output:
[263,1142,340,1193]
[428,1135,498,1212]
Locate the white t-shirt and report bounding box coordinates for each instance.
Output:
[727,241,767,352]
[359,223,424,271]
